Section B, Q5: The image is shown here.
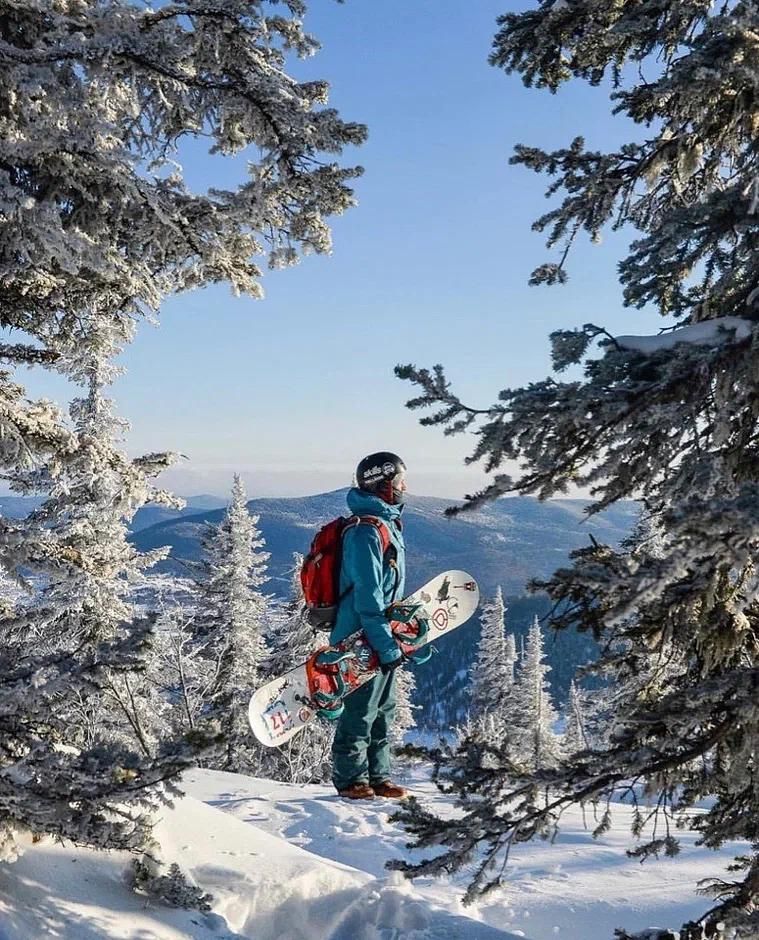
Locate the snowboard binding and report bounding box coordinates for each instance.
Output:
[390,609,434,665]
[305,647,357,720]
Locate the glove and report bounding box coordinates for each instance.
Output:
[380,655,403,675]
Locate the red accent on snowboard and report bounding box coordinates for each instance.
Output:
[432,608,449,630]
[304,642,381,707]
[305,649,341,698]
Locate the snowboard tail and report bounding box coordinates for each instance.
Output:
[248,570,479,747]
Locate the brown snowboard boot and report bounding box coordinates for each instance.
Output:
[371,781,409,800]
[337,783,375,800]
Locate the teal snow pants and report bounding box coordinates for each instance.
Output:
[331,670,397,791]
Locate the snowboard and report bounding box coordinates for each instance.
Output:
[248,570,480,748]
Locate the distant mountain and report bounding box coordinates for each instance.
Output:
[131,489,637,727]
[131,495,228,532]
[130,488,637,597]
[184,494,229,510]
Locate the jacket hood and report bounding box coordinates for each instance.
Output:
[346,487,403,522]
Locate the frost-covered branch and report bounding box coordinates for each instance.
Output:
[393,3,759,934]
[0,0,362,863]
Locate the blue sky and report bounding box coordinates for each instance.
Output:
[23,1,665,499]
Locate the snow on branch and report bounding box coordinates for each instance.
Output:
[615,317,753,355]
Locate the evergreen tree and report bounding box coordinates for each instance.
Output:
[153,604,215,740]
[394,5,759,933]
[0,0,362,857]
[505,634,517,685]
[108,576,211,754]
[265,553,319,679]
[470,587,516,739]
[0,342,201,858]
[563,679,588,758]
[390,667,419,749]
[21,355,182,761]
[511,617,562,773]
[197,475,270,772]
[263,554,333,784]
[587,513,684,754]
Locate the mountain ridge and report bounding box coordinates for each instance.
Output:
[130,488,637,599]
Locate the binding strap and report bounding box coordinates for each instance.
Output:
[305,647,357,721]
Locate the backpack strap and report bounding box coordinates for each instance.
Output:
[339,515,399,606]
[349,515,394,559]
[355,515,401,604]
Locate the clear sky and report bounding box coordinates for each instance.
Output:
[19,1,665,500]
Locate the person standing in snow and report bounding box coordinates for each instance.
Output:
[330,452,410,800]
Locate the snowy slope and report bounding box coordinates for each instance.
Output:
[0,765,744,939]
[0,770,518,940]
[184,766,746,940]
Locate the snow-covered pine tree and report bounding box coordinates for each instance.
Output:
[395,3,759,934]
[390,667,419,749]
[106,575,210,755]
[17,335,181,756]
[196,475,270,773]
[265,553,318,679]
[562,679,588,758]
[0,0,363,858]
[263,553,334,783]
[506,634,517,685]
[510,616,561,774]
[152,603,215,739]
[469,587,516,740]
[0,338,202,857]
[586,513,684,755]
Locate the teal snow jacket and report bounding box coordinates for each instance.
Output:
[330,487,406,666]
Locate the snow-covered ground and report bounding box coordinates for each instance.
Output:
[0,763,745,939]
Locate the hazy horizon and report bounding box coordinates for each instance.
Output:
[151,460,500,502]
[0,465,598,505]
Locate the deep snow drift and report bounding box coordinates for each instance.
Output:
[0,766,745,939]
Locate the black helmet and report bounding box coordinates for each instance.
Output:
[355,452,407,505]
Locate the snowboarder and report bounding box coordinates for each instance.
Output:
[330,452,410,800]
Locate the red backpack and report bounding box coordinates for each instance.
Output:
[301,516,392,630]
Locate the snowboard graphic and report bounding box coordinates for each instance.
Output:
[249,570,479,747]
